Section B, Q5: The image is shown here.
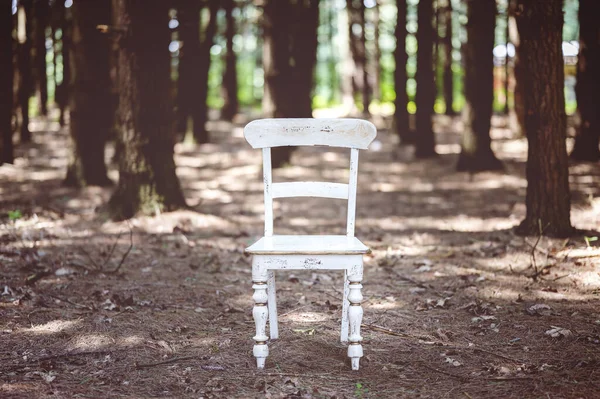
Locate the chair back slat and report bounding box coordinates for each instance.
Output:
[271,182,349,199]
[262,148,274,236]
[346,148,359,237]
[245,118,376,149]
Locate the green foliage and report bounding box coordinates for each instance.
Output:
[8,210,22,221]
[354,382,368,399]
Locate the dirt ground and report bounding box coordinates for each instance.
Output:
[1,112,600,399]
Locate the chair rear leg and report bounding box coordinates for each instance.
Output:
[267,270,279,340]
[341,269,350,343]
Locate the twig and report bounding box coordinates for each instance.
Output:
[102,230,124,268]
[79,245,101,271]
[247,372,353,381]
[135,356,196,369]
[361,323,426,340]
[107,227,133,274]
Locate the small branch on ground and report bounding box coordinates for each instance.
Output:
[135,356,196,369]
[106,227,133,274]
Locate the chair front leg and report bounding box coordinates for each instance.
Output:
[347,264,364,370]
[252,262,269,368]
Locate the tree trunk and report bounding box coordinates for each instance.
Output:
[221,0,239,121]
[0,0,13,164]
[394,0,411,143]
[515,0,573,237]
[33,0,49,116]
[192,0,219,144]
[175,0,201,136]
[18,0,33,143]
[263,0,319,168]
[503,4,510,115]
[57,4,71,126]
[372,1,381,102]
[570,0,600,162]
[415,0,436,158]
[347,0,370,115]
[442,0,454,115]
[508,0,524,136]
[456,0,502,172]
[109,0,187,220]
[64,0,113,187]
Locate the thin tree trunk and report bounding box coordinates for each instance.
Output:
[221,0,238,121]
[176,0,201,136]
[263,0,319,168]
[508,0,524,136]
[64,0,113,187]
[347,0,370,115]
[515,0,573,237]
[57,4,70,126]
[442,0,454,115]
[18,0,33,143]
[456,0,502,172]
[1,0,13,164]
[394,0,411,143]
[109,0,187,220]
[33,0,49,116]
[192,0,219,144]
[503,4,510,115]
[415,0,436,158]
[570,0,600,162]
[373,1,381,102]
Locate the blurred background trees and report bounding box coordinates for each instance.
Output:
[0,0,593,236]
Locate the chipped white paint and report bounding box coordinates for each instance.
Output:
[244,118,377,149]
[245,118,375,370]
[271,182,349,200]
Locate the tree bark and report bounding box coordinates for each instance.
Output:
[221,0,239,121]
[570,0,600,162]
[64,0,113,187]
[372,1,381,102]
[18,0,33,143]
[515,0,573,237]
[456,0,502,172]
[33,0,49,116]
[508,0,524,136]
[442,0,454,115]
[347,0,370,115]
[415,0,436,158]
[263,0,319,168]
[109,0,187,220]
[192,0,219,143]
[0,0,13,164]
[57,3,71,127]
[393,0,411,143]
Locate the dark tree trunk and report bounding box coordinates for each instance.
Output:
[415,0,436,158]
[18,0,33,143]
[394,0,411,143]
[347,0,370,115]
[192,0,219,144]
[64,0,113,187]
[456,0,502,172]
[175,0,201,136]
[515,0,573,237]
[109,0,187,220]
[372,1,381,102]
[221,0,239,121]
[442,0,454,115]
[263,0,319,168]
[33,0,49,116]
[1,0,13,164]
[570,0,600,162]
[53,0,71,126]
[503,5,510,115]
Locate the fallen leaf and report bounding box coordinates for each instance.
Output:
[545,326,573,338]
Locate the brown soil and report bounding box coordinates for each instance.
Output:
[1,113,599,399]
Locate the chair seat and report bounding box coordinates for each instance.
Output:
[246,235,369,255]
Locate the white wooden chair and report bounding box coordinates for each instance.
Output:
[243,118,376,371]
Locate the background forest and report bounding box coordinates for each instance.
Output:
[1,0,600,398]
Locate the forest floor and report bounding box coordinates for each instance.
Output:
[1,111,600,399]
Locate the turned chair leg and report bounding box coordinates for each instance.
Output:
[267,270,279,340]
[252,279,269,369]
[341,269,350,343]
[347,266,364,370]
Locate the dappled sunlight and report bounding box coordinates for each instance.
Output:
[20,319,81,335]
[284,311,330,323]
[69,334,115,351]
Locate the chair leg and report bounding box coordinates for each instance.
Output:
[267,270,279,340]
[252,264,269,369]
[347,265,364,370]
[340,269,349,343]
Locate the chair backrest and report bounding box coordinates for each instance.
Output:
[244,118,377,238]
